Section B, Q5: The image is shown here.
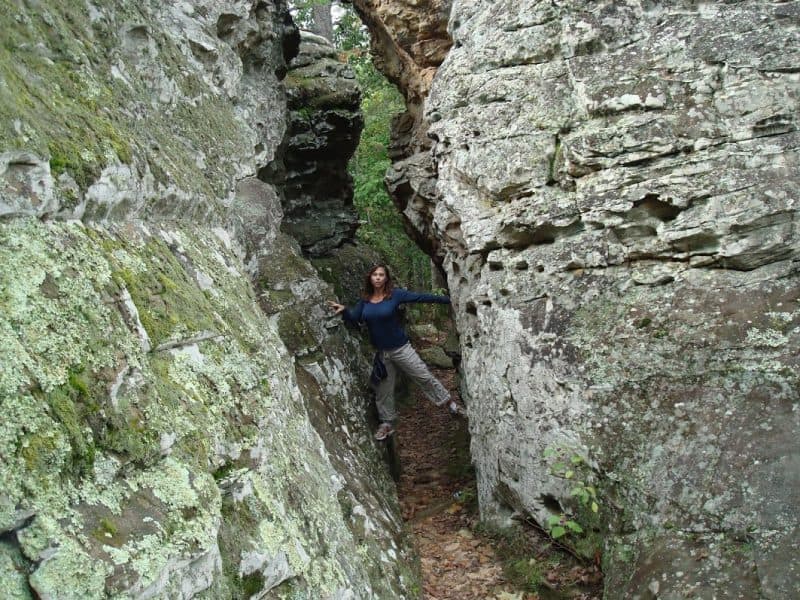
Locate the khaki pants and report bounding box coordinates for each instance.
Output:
[373,342,450,423]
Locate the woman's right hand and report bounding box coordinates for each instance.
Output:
[326,300,345,315]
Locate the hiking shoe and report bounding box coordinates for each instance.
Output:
[448,401,467,417]
[374,422,395,441]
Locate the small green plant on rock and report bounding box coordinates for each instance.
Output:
[543,446,602,558]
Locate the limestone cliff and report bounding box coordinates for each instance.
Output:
[358,0,800,597]
[0,1,416,598]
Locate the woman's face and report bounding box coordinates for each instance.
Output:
[370,267,387,289]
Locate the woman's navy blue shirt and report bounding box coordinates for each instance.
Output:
[342,288,450,350]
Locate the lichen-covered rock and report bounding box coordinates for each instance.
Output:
[0,218,417,598]
[0,0,290,227]
[311,242,384,304]
[0,541,31,600]
[358,0,800,596]
[0,1,417,597]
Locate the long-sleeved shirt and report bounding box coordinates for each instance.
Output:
[342,288,450,349]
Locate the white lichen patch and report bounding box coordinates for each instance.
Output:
[0,394,72,530]
[114,463,221,592]
[0,219,141,394]
[745,327,789,348]
[0,541,33,600]
[28,537,109,598]
[111,247,147,274]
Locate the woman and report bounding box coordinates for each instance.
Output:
[328,264,464,440]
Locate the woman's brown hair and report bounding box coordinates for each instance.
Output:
[361,264,394,300]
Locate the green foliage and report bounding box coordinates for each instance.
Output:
[241,571,265,597]
[333,9,368,52]
[543,446,602,558]
[474,522,553,593]
[289,0,331,31]
[507,557,546,591]
[349,72,430,290]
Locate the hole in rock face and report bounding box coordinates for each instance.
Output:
[633,194,682,222]
[515,261,529,271]
[465,301,478,316]
[530,228,556,245]
[752,113,794,136]
[488,261,504,271]
[613,224,658,243]
[499,288,510,296]
[501,219,585,249]
[125,25,149,43]
[540,494,563,514]
[481,299,492,307]
[216,13,240,40]
[535,265,545,273]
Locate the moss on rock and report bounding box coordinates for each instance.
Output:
[1,216,418,596]
[0,0,251,215]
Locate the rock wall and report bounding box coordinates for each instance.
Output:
[359,0,800,597]
[276,31,363,257]
[0,1,417,598]
[347,0,452,122]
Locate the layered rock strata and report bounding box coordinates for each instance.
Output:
[277,31,363,257]
[361,0,800,597]
[0,1,416,598]
[346,0,452,124]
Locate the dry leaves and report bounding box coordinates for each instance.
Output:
[396,350,601,600]
[396,366,522,599]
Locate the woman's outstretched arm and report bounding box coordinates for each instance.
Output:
[394,289,450,305]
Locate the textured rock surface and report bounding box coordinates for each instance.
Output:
[346,0,452,116]
[0,1,417,598]
[0,0,289,227]
[0,219,416,599]
[278,31,363,257]
[361,0,800,597]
